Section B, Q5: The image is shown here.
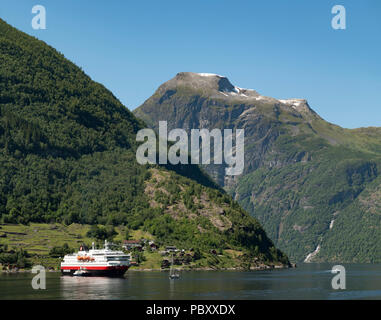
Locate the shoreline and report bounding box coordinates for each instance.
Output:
[1,264,293,273]
[128,264,292,272]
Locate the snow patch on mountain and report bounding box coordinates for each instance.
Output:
[197,73,224,78]
[279,99,305,108]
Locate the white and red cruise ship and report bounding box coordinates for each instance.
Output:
[61,240,130,277]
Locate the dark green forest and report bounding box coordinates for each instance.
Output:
[0,17,147,225]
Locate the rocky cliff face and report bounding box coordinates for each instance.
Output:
[134,72,381,263]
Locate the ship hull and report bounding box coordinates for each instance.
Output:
[61,265,129,277]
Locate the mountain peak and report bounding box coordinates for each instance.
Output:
[152,72,316,117]
[174,72,235,91]
[163,72,260,99]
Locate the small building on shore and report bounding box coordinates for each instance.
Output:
[148,241,158,251]
[122,240,142,251]
[165,246,177,253]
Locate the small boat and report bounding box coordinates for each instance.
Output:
[169,253,180,280]
[73,267,90,277]
[169,273,180,280]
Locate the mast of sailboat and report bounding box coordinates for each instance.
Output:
[170,252,174,275]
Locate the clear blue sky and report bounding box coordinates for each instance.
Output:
[1,0,380,128]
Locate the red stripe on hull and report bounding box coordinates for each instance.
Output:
[61,266,129,270]
[61,265,129,277]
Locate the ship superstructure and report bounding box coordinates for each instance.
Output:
[61,240,130,276]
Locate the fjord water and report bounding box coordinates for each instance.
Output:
[1,264,380,300]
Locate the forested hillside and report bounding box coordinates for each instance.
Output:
[0,19,289,268]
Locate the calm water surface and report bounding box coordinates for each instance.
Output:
[1,264,380,300]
